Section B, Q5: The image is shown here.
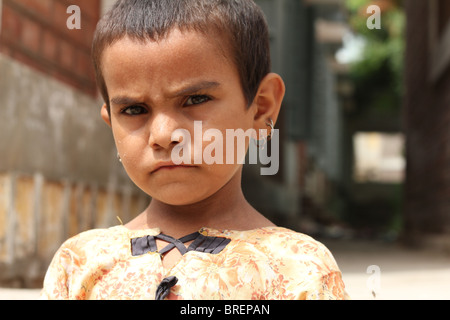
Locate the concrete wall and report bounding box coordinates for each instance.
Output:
[0,55,119,183]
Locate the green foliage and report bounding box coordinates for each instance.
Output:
[345,0,405,115]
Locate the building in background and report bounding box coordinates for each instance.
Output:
[251,0,406,240]
[248,0,350,232]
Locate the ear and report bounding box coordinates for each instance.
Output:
[101,103,112,127]
[251,73,285,130]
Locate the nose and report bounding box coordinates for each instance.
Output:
[148,112,181,150]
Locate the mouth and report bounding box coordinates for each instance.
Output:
[151,162,196,174]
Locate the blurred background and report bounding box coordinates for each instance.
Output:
[0,0,450,299]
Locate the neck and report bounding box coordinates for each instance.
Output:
[126,169,272,238]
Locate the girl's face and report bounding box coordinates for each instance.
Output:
[101,29,257,205]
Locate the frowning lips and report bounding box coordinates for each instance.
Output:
[150,161,196,173]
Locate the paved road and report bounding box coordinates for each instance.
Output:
[0,288,41,300]
[1,239,449,300]
[322,238,450,300]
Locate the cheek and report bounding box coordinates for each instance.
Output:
[113,128,147,158]
[114,140,152,188]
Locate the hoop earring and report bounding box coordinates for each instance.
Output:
[255,118,274,149]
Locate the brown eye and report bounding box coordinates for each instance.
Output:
[185,95,211,106]
[122,105,148,115]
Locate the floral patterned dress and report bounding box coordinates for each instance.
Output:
[41,226,348,300]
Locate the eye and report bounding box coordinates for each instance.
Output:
[121,105,148,115]
[185,95,211,106]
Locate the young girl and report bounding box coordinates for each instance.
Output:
[41,0,348,300]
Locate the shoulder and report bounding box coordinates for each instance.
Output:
[41,226,130,299]
[61,226,125,247]
[253,228,348,299]
[246,227,341,272]
[246,227,331,251]
[229,227,348,299]
[54,226,130,262]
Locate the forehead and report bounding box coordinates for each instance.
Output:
[101,29,235,86]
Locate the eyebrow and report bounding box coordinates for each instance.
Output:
[110,80,221,106]
[169,80,221,98]
[110,96,143,106]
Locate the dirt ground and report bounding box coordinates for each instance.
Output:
[1,239,449,300]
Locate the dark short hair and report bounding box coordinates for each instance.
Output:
[92,0,271,109]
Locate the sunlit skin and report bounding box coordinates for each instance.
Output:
[100,29,285,267]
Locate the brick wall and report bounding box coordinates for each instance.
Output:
[403,0,450,243]
[0,0,100,96]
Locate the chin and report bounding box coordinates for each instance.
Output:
[151,195,207,206]
[146,184,214,206]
